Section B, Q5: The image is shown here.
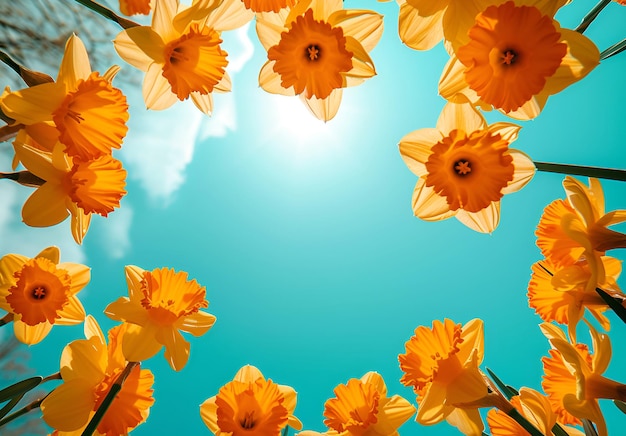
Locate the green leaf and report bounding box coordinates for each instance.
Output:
[0,395,22,421]
[0,377,42,404]
[551,422,571,436]
[613,400,626,415]
[485,368,518,400]
[595,288,626,324]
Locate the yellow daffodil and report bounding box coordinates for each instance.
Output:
[438,0,599,120]
[0,34,129,160]
[541,322,626,436]
[13,140,127,245]
[105,265,216,371]
[256,0,383,121]
[320,371,415,436]
[200,364,303,435]
[41,315,154,434]
[113,0,251,114]
[399,101,535,233]
[528,256,625,341]
[120,0,152,15]
[399,318,488,435]
[0,246,89,345]
[536,176,626,293]
[487,387,583,436]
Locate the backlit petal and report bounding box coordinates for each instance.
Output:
[122,323,163,362]
[456,202,500,234]
[259,61,296,96]
[41,379,95,431]
[302,89,342,122]
[55,296,86,325]
[436,101,485,136]
[399,128,441,177]
[411,178,455,221]
[114,27,165,70]
[143,63,178,110]
[502,149,536,194]
[328,10,383,52]
[22,183,70,227]
[398,2,445,51]
[159,327,190,371]
[58,34,92,89]
[13,319,53,345]
[1,83,65,124]
[177,311,216,336]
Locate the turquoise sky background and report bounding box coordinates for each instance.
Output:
[1,0,626,435]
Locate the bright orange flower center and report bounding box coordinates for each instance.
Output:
[424,129,514,213]
[162,24,229,101]
[399,319,463,392]
[268,9,353,100]
[64,155,127,216]
[215,379,288,435]
[242,0,296,13]
[323,378,380,435]
[139,268,208,327]
[119,0,151,15]
[457,1,567,112]
[6,258,71,326]
[52,72,129,160]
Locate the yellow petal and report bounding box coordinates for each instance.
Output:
[61,336,106,382]
[438,56,479,105]
[190,92,214,115]
[13,319,53,345]
[411,178,455,221]
[215,71,232,93]
[455,201,500,233]
[125,265,147,302]
[301,88,342,122]
[58,34,92,90]
[399,128,441,177]
[310,0,342,21]
[158,327,190,371]
[13,143,58,182]
[105,298,150,326]
[375,395,416,434]
[234,364,264,382]
[68,202,91,245]
[143,63,178,110]
[502,149,535,194]
[0,254,27,285]
[41,379,95,431]
[1,83,65,125]
[122,323,163,362]
[60,262,91,295]
[22,183,70,227]
[205,0,254,31]
[487,122,521,143]
[177,311,216,336]
[256,10,290,50]
[55,296,86,325]
[343,36,376,86]
[398,2,445,51]
[199,397,219,433]
[416,380,451,424]
[259,61,296,96]
[328,10,383,52]
[174,0,222,32]
[114,27,165,71]
[456,318,484,364]
[437,101,485,136]
[153,0,178,42]
[36,246,60,264]
[83,314,105,342]
[446,407,485,436]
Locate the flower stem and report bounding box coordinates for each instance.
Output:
[0,50,54,86]
[534,161,626,182]
[507,408,546,436]
[42,372,62,383]
[0,172,46,187]
[0,313,14,327]
[0,397,44,427]
[575,0,611,33]
[81,361,139,436]
[600,37,626,61]
[73,0,139,29]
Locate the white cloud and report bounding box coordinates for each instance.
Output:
[96,203,133,260]
[119,23,255,202]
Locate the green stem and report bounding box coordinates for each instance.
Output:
[507,408,545,436]
[0,172,46,187]
[81,361,139,436]
[0,313,14,327]
[534,161,626,182]
[42,372,62,383]
[575,0,611,33]
[0,51,21,77]
[0,397,44,427]
[600,38,626,61]
[73,0,139,29]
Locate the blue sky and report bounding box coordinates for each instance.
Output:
[2,0,626,435]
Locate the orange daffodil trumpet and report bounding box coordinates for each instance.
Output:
[105,265,216,371]
[243,0,297,13]
[12,139,127,245]
[536,176,626,293]
[0,34,129,160]
[0,246,89,345]
[541,322,626,436]
[399,318,490,435]
[41,315,154,434]
[256,0,383,121]
[119,0,153,16]
[399,101,535,233]
[300,371,415,436]
[438,0,599,120]
[113,0,251,114]
[200,364,302,435]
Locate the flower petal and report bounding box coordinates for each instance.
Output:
[301,88,342,122]
[55,296,86,325]
[398,2,445,51]
[234,364,264,382]
[259,61,296,96]
[177,311,216,336]
[13,319,52,345]
[41,379,95,431]
[455,201,500,233]
[122,323,163,362]
[1,83,65,125]
[58,34,92,89]
[502,149,535,194]
[411,178,455,221]
[114,27,165,70]
[22,183,70,227]
[190,92,214,115]
[200,397,219,433]
[158,327,190,371]
[437,101,485,136]
[328,10,383,52]
[205,0,254,31]
[398,128,440,177]
[105,298,150,326]
[143,63,178,110]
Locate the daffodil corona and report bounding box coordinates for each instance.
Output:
[0,246,89,345]
[399,101,534,233]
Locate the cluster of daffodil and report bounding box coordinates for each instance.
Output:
[0,0,625,435]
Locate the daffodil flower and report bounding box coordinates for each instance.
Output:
[13,140,127,244]
[105,265,216,371]
[242,0,296,13]
[438,0,599,120]
[399,318,488,435]
[541,321,626,436]
[0,246,89,345]
[536,176,626,292]
[114,0,252,114]
[399,101,535,233]
[257,0,383,121]
[41,315,154,434]
[119,0,152,16]
[528,256,625,341]
[0,34,129,160]
[200,365,302,434]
